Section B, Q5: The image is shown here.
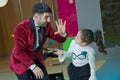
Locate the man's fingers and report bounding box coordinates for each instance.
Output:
[60,19,63,26]
[33,66,44,79]
[58,19,61,25]
[63,20,66,26]
[54,31,59,35]
[38,68,44,79]
[56,19,63,27]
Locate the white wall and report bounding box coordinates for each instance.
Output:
[75,0,105,57]
[75,0,103,31]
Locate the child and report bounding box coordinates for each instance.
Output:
[54,29,107,80]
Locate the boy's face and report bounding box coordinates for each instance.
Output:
[35,12,51,27]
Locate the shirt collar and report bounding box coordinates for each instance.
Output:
[33,17,39,27]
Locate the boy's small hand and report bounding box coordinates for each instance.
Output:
[54,50,64,56]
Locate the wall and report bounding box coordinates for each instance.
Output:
[0,0,21,56]
[75,0,103,31]
[75,0,104,54]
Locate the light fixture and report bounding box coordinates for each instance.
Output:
[0,0,8,7]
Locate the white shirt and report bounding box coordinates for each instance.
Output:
[59,40,97,80]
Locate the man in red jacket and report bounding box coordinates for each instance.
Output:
[9,2,67,80]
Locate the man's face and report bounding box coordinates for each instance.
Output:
[36,12,51,27]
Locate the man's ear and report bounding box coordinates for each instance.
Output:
[34,13,39,20]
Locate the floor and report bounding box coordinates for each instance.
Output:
[0,47,120,80]
[0,56,105,80]
[96,56,120,80]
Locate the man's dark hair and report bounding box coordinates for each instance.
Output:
[32,2,52,14]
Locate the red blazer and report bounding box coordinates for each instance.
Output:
[9,18,67,74]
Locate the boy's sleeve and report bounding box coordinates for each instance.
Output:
[58,40,74,62]
[88,49,97,80]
